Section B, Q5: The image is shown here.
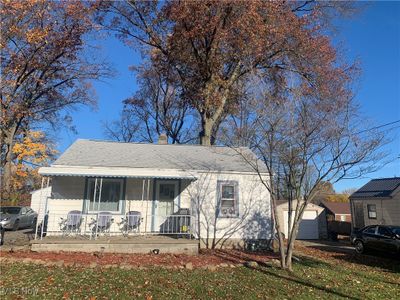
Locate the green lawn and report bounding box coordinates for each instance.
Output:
[1,257,399,299]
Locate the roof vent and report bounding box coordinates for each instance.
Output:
[158,133,168,145]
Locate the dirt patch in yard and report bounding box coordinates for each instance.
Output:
[0,249,277,268]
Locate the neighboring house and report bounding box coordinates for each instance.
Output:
[320,201,351,238]
[320,201,351,222]
[349,177,400,230]
[276,201,327,240]
[33,139,272,248]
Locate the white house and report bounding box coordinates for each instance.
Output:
[33,139,272,248]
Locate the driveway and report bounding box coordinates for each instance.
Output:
[0,228,34,251]
[299,240,354,254]
[296,239,399,269]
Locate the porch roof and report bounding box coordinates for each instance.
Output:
[38,166,197,180]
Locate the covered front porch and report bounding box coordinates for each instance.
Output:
[34,166,198,243]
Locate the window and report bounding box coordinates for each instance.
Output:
[363,226,377,234]
[378,226,392,237]
[367,204,377,219]
[159,184,175,201]
[0,207,21,214]
[340,215,346,222]
[87,178,124,212]
[391,227,400,236]
[218,181,239,217]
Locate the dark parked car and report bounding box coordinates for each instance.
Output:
[351,225,400,254]
[0,206,38,231]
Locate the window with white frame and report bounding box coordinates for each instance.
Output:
[367,204,377,219]
[218,181,239,217]
[87,178,124,212]
[340,215,346,222]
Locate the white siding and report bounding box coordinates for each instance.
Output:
[41,177,85,234]
[124,178,154,232]
[185,172,272,247]
[42,172,272,242]
[30,187,51,214]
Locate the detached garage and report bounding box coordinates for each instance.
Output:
[276,201,327,240]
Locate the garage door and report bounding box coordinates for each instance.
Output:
[283,210,319,240]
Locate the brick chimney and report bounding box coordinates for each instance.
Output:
[158,133,168,145]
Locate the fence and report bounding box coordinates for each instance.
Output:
[35,211,192,240]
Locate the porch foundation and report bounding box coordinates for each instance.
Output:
[30,236,199,255]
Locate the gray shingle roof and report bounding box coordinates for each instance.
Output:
[350,177,400,199]
[53,139,267,173]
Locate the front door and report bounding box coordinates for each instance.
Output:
[154,180,179,231]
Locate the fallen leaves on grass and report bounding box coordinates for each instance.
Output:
[0,249,277,268]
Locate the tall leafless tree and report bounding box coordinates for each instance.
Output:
[104,65,197,144]
[224,75,390,271]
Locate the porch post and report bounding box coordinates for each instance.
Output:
[138,179,145,233]
[95,178,103,239]
[40,177,50,240]
[90,178,98,240]
[145,179,150,233]
[34,177,45,240]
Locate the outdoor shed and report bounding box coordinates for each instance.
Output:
[276,201,327,240]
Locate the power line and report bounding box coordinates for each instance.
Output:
[357,119,400,134]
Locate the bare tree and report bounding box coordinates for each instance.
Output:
[104,65,197,144]
[103,108,140,142]
[98,0,358,146]
[223,76,389,271]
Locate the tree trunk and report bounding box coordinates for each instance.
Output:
[284,203,305,272]
[2,126,17,195]
[269,194,287,269]
[199,114,214,146]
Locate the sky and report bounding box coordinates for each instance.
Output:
[53,1,400,193]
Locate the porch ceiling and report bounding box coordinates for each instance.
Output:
[38,166,197,180]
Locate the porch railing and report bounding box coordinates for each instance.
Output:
[34,211,193,240]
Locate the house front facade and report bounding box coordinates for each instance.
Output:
[350,177,400,230]
[34,139,272,248]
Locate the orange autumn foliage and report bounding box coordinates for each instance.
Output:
[1,0,107,194]
[11,131,57,191]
